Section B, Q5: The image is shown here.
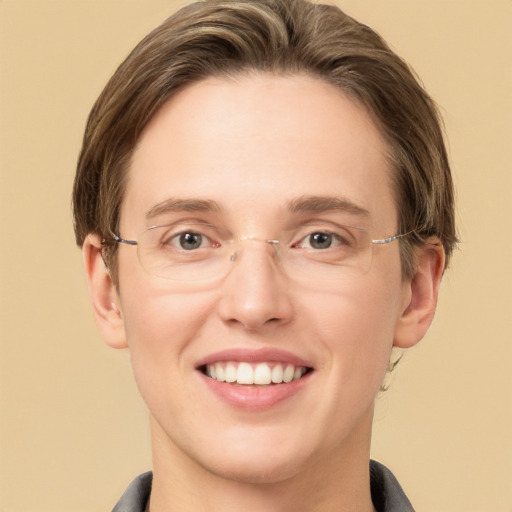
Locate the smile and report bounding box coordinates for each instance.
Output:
[203,362,309,385]
[196,348,314,409]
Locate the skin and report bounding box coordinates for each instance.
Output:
[83,73,444,512]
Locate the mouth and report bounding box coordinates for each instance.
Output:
[199,361,312,386]
[195,348,314,409]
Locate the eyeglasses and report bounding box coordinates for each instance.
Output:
[109,222,412,282]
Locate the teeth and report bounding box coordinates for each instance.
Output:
[283,364,295,383]
[225,363,237,383]
[205,362,306,385]
[215,363,225,382]
[271,364,283,383]
[254,363,272,385]
[237,362,254,384]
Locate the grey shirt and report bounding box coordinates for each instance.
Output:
[112,460,414,512]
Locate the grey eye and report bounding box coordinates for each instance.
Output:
[308,232,333,249]
[178,232,204,250]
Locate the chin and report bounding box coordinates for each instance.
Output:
[195,424,332,486]
[202,450,309,485]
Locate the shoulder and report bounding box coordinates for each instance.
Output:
[112,471,152,512]
[370,460,415,512]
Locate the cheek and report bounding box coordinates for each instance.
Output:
[119,288,221,432]
[302,277,404,385]
[117,246,214,348]
[121,284,215,352]
[117,269,217,383]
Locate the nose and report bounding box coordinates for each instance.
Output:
[217,240,294,331]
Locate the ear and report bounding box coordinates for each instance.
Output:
[394,238,446,348]
[82,235,128,349]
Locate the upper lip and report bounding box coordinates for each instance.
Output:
[195,347,314,369]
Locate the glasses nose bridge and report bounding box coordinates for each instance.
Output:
[229,237,281,265]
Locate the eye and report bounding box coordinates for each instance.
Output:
[308,232,334,249]
[297,231,347,250]
[167,231,213,251]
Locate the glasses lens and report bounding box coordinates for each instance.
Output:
[137,223,230,281]
[283,225,373,280]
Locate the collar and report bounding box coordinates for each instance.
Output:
[112,460,413,512]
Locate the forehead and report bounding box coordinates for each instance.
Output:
[122,73,396,232]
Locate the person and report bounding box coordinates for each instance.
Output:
[72,0,457,510]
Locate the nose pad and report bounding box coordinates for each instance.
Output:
[217,239,293,330]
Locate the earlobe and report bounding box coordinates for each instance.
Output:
[393,238,446,349]
[82,235,128,349]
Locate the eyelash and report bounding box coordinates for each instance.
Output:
[293,231,352,250]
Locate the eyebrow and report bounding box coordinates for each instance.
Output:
[145,198,223,220]
[145,195,370,220]
[286,195,370,217]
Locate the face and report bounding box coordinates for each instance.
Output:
[109,74,413,483]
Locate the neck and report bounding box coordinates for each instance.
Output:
[147,410,376,512]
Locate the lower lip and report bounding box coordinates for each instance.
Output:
[199,372,312,411]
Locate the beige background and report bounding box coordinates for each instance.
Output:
[1,1,511,511]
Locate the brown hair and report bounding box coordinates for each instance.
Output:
[72,0,457,281]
